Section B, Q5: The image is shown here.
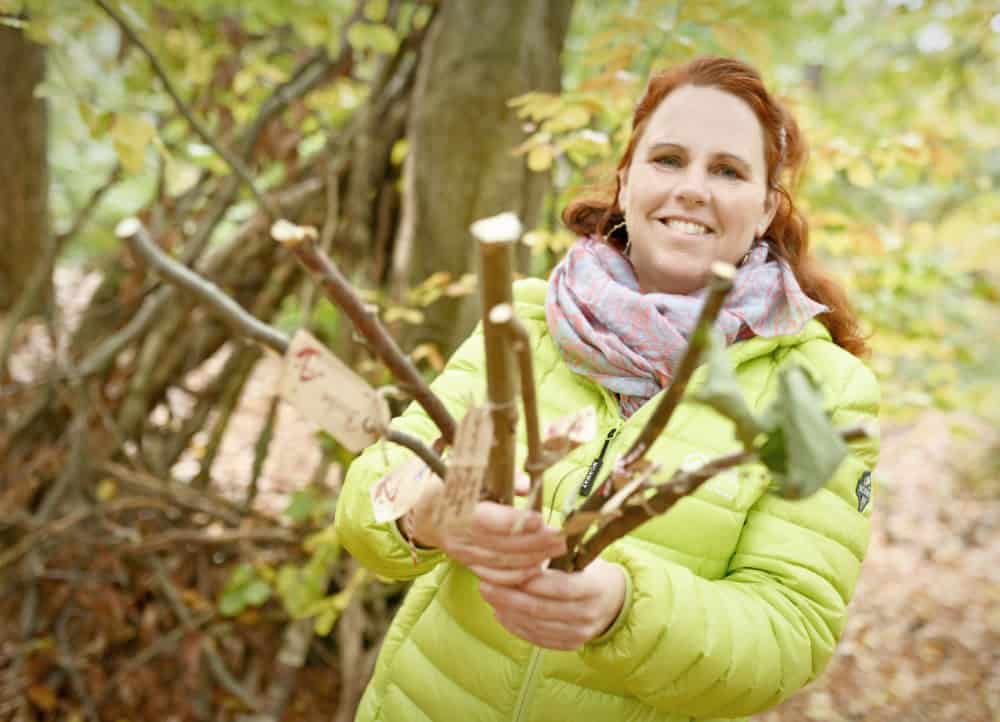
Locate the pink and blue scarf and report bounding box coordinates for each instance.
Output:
[545,236,828,417]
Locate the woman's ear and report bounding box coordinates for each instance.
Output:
[757,188,779,238]
[617,169,629,212]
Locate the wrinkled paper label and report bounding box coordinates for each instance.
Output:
[371,456,438,523]
[279,329,390,453]
[432,405,493,528]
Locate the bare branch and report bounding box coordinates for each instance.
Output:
[117,218,290,353]
[621,262,736,469]
[384,429,447,479]
[493,307,545,510]
[276,230,457,445]
[556,423,872,571]
[558,263,737,557]
[92,0,279,217]
[479,240,518,505]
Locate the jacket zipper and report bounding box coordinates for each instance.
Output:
[510,647,543,722]
[578,427,618,497]
[512,418,619,720]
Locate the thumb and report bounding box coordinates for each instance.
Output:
[514,471,532,496]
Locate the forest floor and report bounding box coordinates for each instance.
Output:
[213,355,1000,722]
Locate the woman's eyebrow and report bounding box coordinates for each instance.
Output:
[648,142,754,175]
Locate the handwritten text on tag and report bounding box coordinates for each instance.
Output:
[432,405,493,528]
[279,330,390,453]
[371,456,438,523]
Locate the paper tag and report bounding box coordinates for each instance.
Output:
[371,456,438,523]
[432,405,493,528]
[279,330,390,453]
[542,406,598,458]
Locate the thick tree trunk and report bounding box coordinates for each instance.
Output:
[391,0,574,353]
[0,26,49,312]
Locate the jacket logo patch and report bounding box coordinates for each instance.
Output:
[856,471,872,512]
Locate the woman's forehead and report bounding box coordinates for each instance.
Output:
[638,85,767,164]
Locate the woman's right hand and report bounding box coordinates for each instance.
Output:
[403,475,566,586]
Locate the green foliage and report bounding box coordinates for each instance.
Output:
[514,0,1000,423]
[693,331,850,499]
[218,562,272,617]
[757,367,850,500]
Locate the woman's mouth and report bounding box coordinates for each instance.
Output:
[659,218,714,236]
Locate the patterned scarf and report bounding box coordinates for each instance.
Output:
[545,236,829,418]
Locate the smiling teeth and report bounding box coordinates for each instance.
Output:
[664,219,711,235]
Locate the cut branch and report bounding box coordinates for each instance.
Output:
[275,230,457,445]
[559,262,737,556]
[493,307,545,510]
[117,218,290,353]
[621,262,736,469]
[479,241,518,505]
[555,424,872,571]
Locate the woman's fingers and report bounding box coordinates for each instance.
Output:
[447,542,560,571]
[479,579,590,623]
[468,564,543,586]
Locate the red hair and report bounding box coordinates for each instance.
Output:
[562,56,868,356]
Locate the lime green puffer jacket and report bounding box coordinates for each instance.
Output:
[336,278,880,722]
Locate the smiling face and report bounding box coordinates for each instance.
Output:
[618,84,778,295]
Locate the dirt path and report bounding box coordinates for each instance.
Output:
[758,412,999,722]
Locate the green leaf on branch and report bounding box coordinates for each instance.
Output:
[691,329,762,448]
[757,366,849,499]
[347,22,399,54]
[218,563,272,617]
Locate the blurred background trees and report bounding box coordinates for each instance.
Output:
[1,1,997,720]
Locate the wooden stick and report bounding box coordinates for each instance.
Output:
[559,262,737,556]
[275,229,457,446]
[117,218,290,353]
[492,306,545,510]
[479,241,518,505]
[620,262,736,469]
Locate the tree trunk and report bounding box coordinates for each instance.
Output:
[391,0,574,353]
[0,26,49,312]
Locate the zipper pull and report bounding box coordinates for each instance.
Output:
[578,428,617,497]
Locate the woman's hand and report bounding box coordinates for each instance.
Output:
[478,558,627,651]
[404,474,566,586]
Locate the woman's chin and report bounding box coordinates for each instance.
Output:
[635,251,712,295]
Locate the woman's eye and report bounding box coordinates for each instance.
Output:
[714,164,742,179]
[655,155,682,167]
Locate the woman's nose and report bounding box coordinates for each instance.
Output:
[675,169,710,206]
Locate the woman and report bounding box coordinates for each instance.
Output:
[336,56,879,722]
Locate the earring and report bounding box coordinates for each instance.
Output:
[604,219,628,254]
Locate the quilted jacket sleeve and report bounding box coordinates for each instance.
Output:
[334,324,489,581]
[580,350,880,718]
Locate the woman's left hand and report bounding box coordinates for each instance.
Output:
[478,558,626,651]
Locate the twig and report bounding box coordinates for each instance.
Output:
[149,556,262,713]
[559,263,737,556]
[275,232,457,445]
[556,424,872,571]
[92,0,279,217]
[492,307,545,510]
[99,461,276,526]
[116,218,290,353]
[621,262,736,469]
[192,349,259,489]
[246,393,281,508]
[384,429,447,479]
[131,527,299,554]
[479,240,518,505]
[93,612,215,706]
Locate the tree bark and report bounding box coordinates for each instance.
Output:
[0,26,49,312]
[391,0,574,353]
